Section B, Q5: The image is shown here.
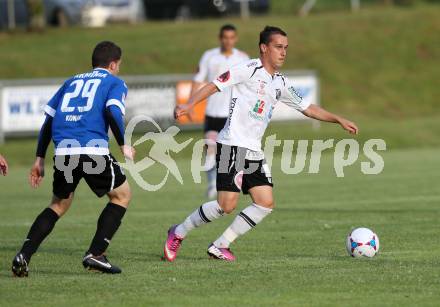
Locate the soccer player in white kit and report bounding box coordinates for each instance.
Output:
[192,24,249,199]
[164,26,358,261]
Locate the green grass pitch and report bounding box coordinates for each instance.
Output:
[1,3,439,305]
[1,145,439,306]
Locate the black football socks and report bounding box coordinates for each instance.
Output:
[20,207,60,262]
[87,202,126,256]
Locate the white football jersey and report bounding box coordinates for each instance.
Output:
[193,47,249,118]
[213,58,311,152]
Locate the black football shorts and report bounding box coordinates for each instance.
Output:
[215,143,273,194]
[52,154,126,199]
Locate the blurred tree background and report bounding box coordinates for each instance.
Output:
[271,0,440,15]
[26,0,45,31]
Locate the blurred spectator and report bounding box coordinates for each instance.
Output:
[191,24,249,199]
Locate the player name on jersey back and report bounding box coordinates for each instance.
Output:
[44,68,127,156]
[74,70,108,79]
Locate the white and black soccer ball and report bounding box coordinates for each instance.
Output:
[346,227,379,258]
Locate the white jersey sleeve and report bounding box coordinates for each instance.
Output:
[193,50,211,83]
[238,50,250,62]
[279,77,312,112]
[212,59,258,92]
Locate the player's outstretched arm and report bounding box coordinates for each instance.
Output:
[189,81,204,97]
[302,104,359,134]
[174,82,218,119]
[0,154,9,176]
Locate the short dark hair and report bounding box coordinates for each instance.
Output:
[92,41,122,68]
[259,26,287,46]
[219,24,237,37]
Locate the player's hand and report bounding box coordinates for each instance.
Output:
[339,118,359,135]
[121,145,136,161]
[0,154,8,176]
[29,157,45,188]
[174,104,193,119]
[186,107,195,122]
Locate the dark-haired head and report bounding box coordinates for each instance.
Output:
[219,24,237,38]
[92,41,122,70]
[259,26,287,50]
[259,26,288,71]
[219,24,238,53]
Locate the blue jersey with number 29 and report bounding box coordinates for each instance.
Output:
[44,68,127,155]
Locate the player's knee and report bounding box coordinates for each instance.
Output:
[264,200,275,210]
[255,199,275,210]
[50,203,66,217]
[218,199,237,214]
[109,183,131,207]
[110,192,131,207]
[217,191,239,214]
[50,195,73,217]
[221,203,237,214]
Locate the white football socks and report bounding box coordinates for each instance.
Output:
[213,203,272,248]
[175,201,224,238]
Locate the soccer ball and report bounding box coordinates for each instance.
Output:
[346,227,379,258]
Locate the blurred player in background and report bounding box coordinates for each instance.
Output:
[11,41,135,277]
[165,26,358,262]
[0,154,8,175]
[192,24,249,199]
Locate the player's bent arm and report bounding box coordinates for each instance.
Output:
[188,82,218,107]
[302,104,359,134]
[0,154,8,176]
[192,51,210,94]
[29,115,53,187]
[105,105,135,160]
[106,106,125,146]
[29,157,45,188]
[190,81,204,97]
[175,82,218,118]
[36,115,53,158]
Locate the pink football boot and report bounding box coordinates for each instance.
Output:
[207,243,236,261]
[163,225,184,262]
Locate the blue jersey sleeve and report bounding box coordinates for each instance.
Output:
[105,79,127,115]
[36,115,53,158]
[44,82,66,117]
[106,105,125,146]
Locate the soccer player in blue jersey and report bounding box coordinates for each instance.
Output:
[11,41,135,277]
